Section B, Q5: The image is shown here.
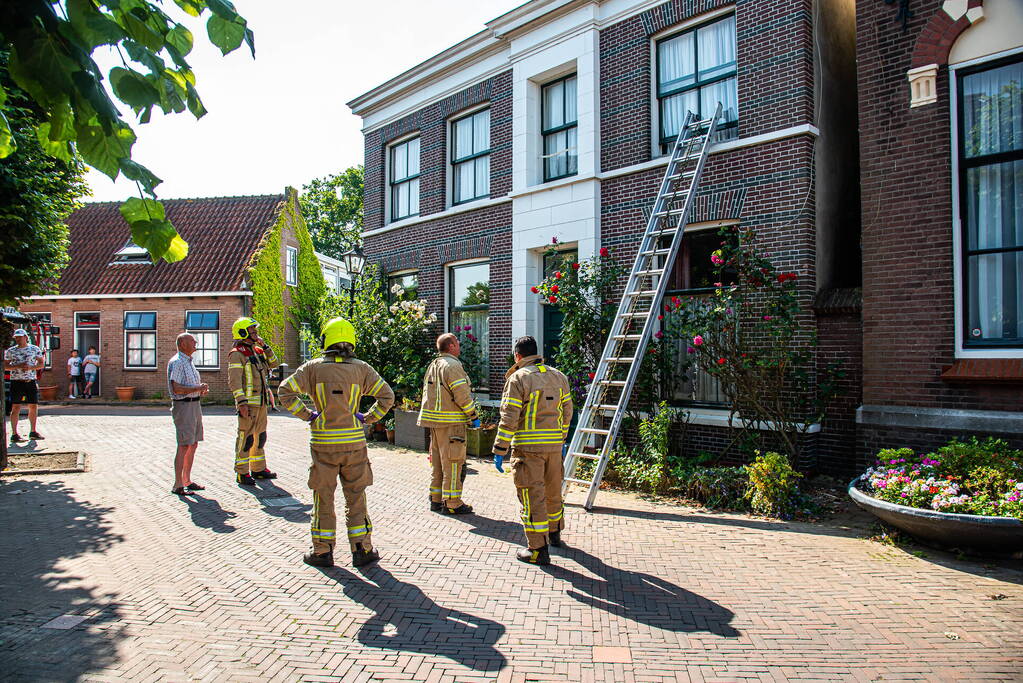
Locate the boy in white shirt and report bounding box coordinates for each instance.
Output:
[67,349,82,399]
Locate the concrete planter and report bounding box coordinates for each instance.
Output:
[394,409,428,451]
[848,479,1023,556]
[466,427,496,457]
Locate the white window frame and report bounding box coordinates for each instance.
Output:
[950,45,1023,359]
[540,74,579,183]
[285,246,298,286]
[388,133,421,223]
[449,104,491,207]
[185,309,221,370]
[300,322,312,363]
[444,257,491,389]
[123,310,158,370]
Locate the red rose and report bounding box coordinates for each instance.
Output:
[717,358,727,365]
[587,372,595,380]
[551,284,560,294]
[599,247,609,257]
[657,314,664,320]
[530,286,539,294]
[548,295,557,304]
[572,262,580,270]
[555,271,563,279]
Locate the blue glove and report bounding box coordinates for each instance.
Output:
[355,412,366,424]
[493,453,504,473]
[470,418,481,429]
[562,443,568,459]
[307,411,319,423]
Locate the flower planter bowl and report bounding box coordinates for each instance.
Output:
[115,386,136,402]
[466,427,497,457]
[38,385,59,402]
[394,409,429,451]
[848,479,1023,556]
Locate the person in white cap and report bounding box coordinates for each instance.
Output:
[4,328,45,442]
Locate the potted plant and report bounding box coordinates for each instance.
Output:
[115,386,136,401]
[466,404,499,457]
[38,384,59,401]
[384,415,395,444]
[393,396,428,451]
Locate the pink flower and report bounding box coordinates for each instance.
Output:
[693,335,704,346]
[552,236,559,244]
[763,315,772,321]
[654,331,664,340]
[464,324,472,330]
[455,326,462,332]
[686,346,696,354]
[711,254,724,265]
[599,247,609,257]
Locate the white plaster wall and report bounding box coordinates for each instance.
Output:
[949,0,1023,65]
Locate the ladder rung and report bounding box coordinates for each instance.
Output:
[606,357,635,363]
[624,289,657,298]
[567,452,601,461]
[596,380,626,387]
[666,170,696,181]
[591,404,620,412]
[653,208,687,218]
[636,268,664,276]
[621,311,650,318]
[564,477,593,485]
[578,427,610,435]
[650,227,678,236]
[640,248,670,256]
[612,334,642,340]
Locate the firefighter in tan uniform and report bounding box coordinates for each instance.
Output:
[227,317,279,485]
[492,335,573,565]
[418,333,479,515]
[279,317,394,568]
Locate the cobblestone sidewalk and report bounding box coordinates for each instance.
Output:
[0,405,1021,682]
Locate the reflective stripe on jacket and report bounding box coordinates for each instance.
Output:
[278,354,395,448]
[493,355,573,455]
[227,343,279,407]
[417,353,478,427]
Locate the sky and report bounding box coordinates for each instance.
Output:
[85,0,520,202]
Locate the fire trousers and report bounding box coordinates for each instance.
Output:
[234,404,269,474]
[428,425,467,508]
[308,444,373,554]
[511,447,565,549]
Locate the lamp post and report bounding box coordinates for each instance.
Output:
[341,244,367,319]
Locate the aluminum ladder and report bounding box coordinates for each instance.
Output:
[563,104,722,510]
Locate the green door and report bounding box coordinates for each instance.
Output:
[540,248,577,363]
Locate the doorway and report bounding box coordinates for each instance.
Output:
[74,312,101,396]
[540,248,577,363]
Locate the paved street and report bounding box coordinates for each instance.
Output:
[1,405,1021,682]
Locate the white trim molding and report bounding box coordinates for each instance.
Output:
[362,196,512,239]
[908,64,939,107]
[27,291,252,301]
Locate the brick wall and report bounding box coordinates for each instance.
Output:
[22,296,247,402]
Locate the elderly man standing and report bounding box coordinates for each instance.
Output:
[4,328,45,442]
[168,333,209,496]
[418,332,479,515]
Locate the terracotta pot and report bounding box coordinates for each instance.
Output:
[115,386,136,401]
[38,385,58,402]
[386,429,395,444]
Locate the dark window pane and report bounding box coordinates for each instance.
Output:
[963,60,1023,159]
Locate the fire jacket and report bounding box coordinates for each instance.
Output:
[417,353,478,428]
[227,343,279,408]
[493,355,573,455]
[278,354,395,449]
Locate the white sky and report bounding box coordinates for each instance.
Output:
[85,0,520,202]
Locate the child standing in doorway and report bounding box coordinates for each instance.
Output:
[67,349,82,398]
[82,346,101,398]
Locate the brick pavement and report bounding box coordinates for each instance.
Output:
[1,405,1021,682]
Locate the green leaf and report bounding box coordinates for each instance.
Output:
[8,34,79,109]
[110,67,161,110]
[128,215,189,263]
[207,0,240,19]
[0,111,16,158]
[46,98,76,141]
[76,119,135,179]
[120,197,166,223]
[243,27,255,58]
[123,39,167,75]
[166,24,194,56]
[66,0,126,47]
[185,82,207,118]
[116,10,165,52]
[158,74,187,114]
[118,159,162,194]
[35,124,73,162]
[173,0,205,17]
[207,14,245,54]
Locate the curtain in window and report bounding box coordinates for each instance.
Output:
[475,154,490,196]
[455,117,473,159]
[393,144,408,181]
[661,90,698,141]
[658,32,695,95]
[963,62,1022,158]
[700,78,738,124]
[543,80,564,130]
[697,15,736,81]
[473,110,489,152]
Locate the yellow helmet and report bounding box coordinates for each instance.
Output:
[322,317,356,350]
[232,316,259,340]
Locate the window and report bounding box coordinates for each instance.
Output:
[451,109,490,204]
[449,261,490,381]
[656,14,738,151]
[185,310,220,368]
[31,313,52,368]
[300,322,312,362]
[387,271,419,303]
[285,246,298,286]
[111,240,151,264]
[541,75,578,181]
[322,265,343,296]
[124,311,157,369]
[958,57,1023,348]
[390,136,420,221]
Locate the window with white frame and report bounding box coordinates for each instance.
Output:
[32,313,52,368]
[448,261,489,385]
[451,108,490,204]
[656,14,738,152]
[541,75,578,182]
[285,246,298,285]
[322,264,342,295]
[387,271,419,303]
[390,136,420,221]
[124,311,157,368]
[958,56,1023,348]
[300,322,312,362]
[185,310,220,368]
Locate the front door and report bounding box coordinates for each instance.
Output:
[540,248,577,364]
[74,312,101,396]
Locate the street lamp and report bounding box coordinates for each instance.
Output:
[341,244,367,318]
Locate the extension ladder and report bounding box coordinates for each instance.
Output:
[563,104,722,510]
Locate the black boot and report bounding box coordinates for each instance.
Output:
[236,473,256,486]
[251,468,277,479]
[516,545,550,565]
[549,531,562,547]
[352,544,380,567]
[430,497,444,513]
[444,503,474,515]
[303,550,334,567]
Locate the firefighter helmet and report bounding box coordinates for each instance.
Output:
[321,317,357,350]
[232,317,259,340]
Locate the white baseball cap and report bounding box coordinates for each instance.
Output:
[12,328,29,337]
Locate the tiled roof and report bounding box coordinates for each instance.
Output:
[58,194,285,295]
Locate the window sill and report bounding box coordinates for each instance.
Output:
[941,359,1023,384]
[123,367,158,372]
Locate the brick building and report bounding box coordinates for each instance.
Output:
[22,189,339,402]
[349,0,861,473]
[855,0,1023,463]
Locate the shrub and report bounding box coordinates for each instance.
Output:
[674,466,749,510]
[745,451,802,517]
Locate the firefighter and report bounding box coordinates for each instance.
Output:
[492,335,573,565]
[227,317,280,485]
[279,317,394,568]
[418,332,480,515]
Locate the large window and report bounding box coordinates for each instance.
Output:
[656,14,738,151]
[387,271,419,303]
[390,136,420,221]
[541,75,578,181]
[285,246,298,286]
[449,261,490,380]
[452,109,490,204]
[958,57,1023,347]
[185,310,220,369]
[322,265,343,296]
[124,311,157,369]
[300,322,312,362]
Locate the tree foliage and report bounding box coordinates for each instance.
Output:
[299,165,364,260]
[0,57,88,306]
[0,0,254,263]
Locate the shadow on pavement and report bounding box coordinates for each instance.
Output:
[180,494,238,533]
[237,480,311,523]
[0,479,125,680]
[449,512,740,638]
[317,564,507,672]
